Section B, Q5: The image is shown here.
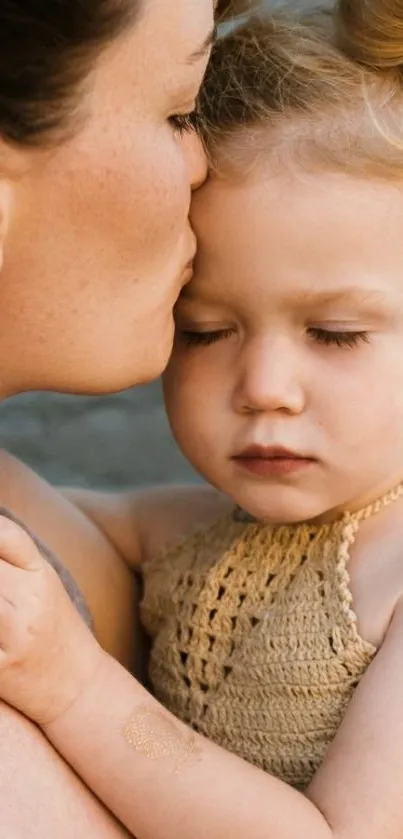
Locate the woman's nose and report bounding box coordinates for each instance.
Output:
[182,130,208,191]
[233,340,306,416]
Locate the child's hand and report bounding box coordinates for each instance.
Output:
[0,514,104,725]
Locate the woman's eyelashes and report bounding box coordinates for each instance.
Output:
[169,110,196,134]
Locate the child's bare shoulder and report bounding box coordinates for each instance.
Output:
[62,482,232,569]
[135,484,232,563]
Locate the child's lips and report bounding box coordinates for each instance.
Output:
[232,445,317,477]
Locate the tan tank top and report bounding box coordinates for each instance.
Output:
[141,485,403,789]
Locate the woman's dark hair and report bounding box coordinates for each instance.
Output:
[0,0,140,146]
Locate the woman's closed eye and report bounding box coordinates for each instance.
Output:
[169,110,197,134]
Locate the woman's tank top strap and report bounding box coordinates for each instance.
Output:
[0,506,93,629]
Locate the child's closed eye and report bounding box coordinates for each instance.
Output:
[177,326,370,350]
[178,328,235,348]
[307,328,370,349]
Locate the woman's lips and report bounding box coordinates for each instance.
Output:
[232,446,316,477]
[180,255,196,287]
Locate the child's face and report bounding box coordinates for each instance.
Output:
[164,168,403,522]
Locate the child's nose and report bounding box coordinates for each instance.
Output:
[233,338,305,416]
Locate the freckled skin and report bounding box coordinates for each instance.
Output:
[0,1,213,836]
[0,0,212,398]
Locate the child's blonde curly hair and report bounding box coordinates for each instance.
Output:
[199,0,403,179]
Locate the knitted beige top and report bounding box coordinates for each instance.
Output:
[141,486,402,790]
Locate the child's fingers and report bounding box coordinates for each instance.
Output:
[0,515,44,571]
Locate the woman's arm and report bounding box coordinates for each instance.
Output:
[0,451,138,669]
[0,700,131,839]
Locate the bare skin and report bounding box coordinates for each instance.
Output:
[0,451,139,671]
[0,496,403,838]
[0,451,137,838]
[0,462,223,839]
[0,0,215,826]
[0,701,131,839]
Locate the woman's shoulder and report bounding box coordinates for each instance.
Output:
[0,450,139,670]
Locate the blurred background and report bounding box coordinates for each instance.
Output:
[0,384,200,489]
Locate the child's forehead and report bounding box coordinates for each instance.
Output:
[195,164,403,214]
[189,169,403,315]
[192,167,403,271]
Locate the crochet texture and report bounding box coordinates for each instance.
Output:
[141,487,402,788]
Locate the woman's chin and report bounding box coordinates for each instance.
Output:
[108,319,176,390]
[50,348,173,395]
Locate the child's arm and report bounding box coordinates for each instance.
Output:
[306,601,403,837]
[62,484,230,567]
[0,514,402,839]
[43,602,403,839]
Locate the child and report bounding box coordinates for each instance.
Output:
[1,1,403,837]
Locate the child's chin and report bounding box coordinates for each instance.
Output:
[234,489,327,526]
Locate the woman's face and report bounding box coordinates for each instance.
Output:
[0,0,213,396]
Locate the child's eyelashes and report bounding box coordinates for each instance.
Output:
[177,326,370,350]
[179,328,235,348]
[308,328,370,349]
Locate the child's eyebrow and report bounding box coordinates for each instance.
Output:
[181,285,390,308]
[296,287,392,313]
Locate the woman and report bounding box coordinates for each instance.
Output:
[0,0,214,835]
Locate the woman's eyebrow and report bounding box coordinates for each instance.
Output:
[187,26,216,65]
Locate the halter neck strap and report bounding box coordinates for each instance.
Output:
[344,482,403,524]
